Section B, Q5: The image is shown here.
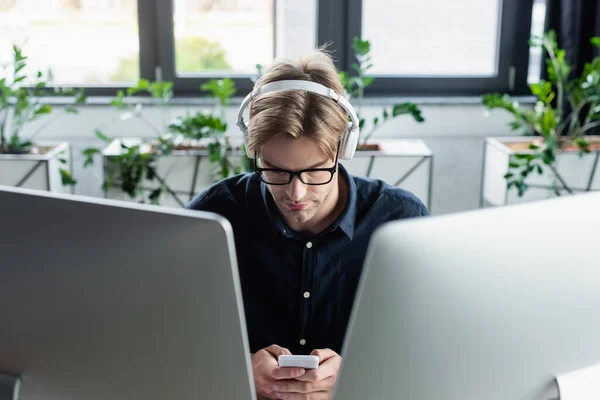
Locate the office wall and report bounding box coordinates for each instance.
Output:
[16,99,520,215]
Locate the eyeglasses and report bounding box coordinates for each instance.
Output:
[254,150,339,186]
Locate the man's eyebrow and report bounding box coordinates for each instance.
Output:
[261,159,329,169]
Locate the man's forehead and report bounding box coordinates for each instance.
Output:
[260,155,330,170]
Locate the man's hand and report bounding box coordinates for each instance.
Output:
[272,348,342,400]
[252,345,307,400]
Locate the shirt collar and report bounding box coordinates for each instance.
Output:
[259,163,357,240]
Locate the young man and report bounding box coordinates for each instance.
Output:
[186,50,430,400]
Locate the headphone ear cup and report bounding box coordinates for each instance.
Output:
[242,127,254,159]
[339,123,359,160]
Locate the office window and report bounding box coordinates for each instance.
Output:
[0,0,139,86]
[528,0,547,84]
[161,0,317,92]
[319,0,535,96]
[173,0,273,75]
[362,0,501,76]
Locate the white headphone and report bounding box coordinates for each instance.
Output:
[236,80,361,160]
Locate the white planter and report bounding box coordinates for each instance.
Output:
[481,136,600,207]
[102,137,433,210]
[341,139,433,210]
[102,137,248,208]
[0,141,74,194]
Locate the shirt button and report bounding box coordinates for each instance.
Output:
[306,242,312,249]
[299,339,306,346]
[303,291,310,299]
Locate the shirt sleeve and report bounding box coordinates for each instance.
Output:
[378,188,431,220]
[185,187,238,220]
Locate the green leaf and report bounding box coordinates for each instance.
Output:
[517,181,529,197]
[509,120,524,131]
[82,147,100,168]
[392,103,425,122]
[528,143,540,150]
[358,118,365,130]
[13,62,25,75]
[541,107,557,134]
[591,37,600,48]
[352,37,371,56]
[146,166,156,181]
[209,150,220,163]
[168,112,227,139]
[14,76,26,83]
[60,169,77,186]
[221,161,230,179]
[515,153,536,161]
[59,158,67,164]
[362,76,374,88]
[136,78,150,91]
[201,78,236,106]
[149,188,162,205]
[504,172,514,179]
[83,147,100,157]
[95,130,111,142]
[509,161,520,168]
[537,165,544,174]
[529,80,555,104]
[34,104,52,116]
[74,89,87,104]
[574,137,590,150]
[64,106,79,114]
[102,177,113,190]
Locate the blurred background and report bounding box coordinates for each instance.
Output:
[2,0,599,215]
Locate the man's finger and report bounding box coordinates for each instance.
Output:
[294,355,341,382]
[265,344,293,358]
[310,348,337,363]
[271,367,306,380]
[274,376,334,394]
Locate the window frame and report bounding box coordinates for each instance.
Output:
[318,0,535,97]
[153,0,260,97]
[13,0,537,97]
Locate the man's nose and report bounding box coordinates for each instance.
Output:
[287,175,307,202]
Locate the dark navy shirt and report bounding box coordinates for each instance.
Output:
[186,164,430,355]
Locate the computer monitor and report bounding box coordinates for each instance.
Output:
[0,185,255,400]
[334,192,600,400]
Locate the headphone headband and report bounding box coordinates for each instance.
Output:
[236,80,360,160]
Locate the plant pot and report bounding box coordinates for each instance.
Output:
[101,138,433,210]
[101,137,248,208]
[341,139,433,210]
[0,142,74,194]
[481,136,600,207]
[356,143,382,152]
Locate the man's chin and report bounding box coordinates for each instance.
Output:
[284,208,312,222]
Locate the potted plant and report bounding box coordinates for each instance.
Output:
[481,31,600,207]
[339,37,425,150]
[0,45,86,192]
[83,78,250,207]
[167,77,251,181]
[337,38,433,209]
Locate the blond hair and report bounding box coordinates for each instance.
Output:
[246,48,348,160]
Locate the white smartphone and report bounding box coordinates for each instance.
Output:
[278,355,320,369]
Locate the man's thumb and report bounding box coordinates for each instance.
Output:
[265,344,292,358]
